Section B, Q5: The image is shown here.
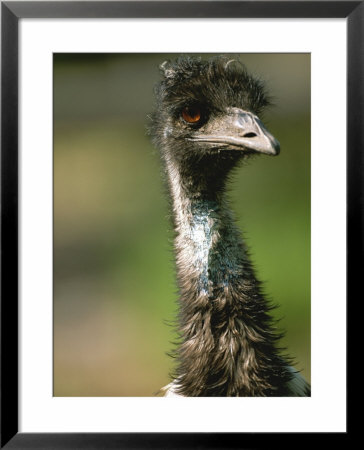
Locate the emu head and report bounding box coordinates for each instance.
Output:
[150,56,280,193]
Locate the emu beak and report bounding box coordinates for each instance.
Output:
[190,108,280,156]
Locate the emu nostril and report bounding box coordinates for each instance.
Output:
[243,132,257,138]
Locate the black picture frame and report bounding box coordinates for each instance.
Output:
[1,1,357,448]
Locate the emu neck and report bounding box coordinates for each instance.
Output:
[165,156,289,397]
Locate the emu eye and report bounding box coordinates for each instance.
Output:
[182,106,201,124]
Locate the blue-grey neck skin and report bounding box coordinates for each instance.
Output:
[176,196,243,302]
[164,155,243,301]
[186,200,215,296]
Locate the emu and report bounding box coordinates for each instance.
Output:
[150,55,310,397]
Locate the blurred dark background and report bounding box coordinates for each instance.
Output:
[54,53,310,396]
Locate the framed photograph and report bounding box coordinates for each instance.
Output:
[1,1,356,448]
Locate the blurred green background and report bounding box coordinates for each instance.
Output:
[54,53,310,396]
